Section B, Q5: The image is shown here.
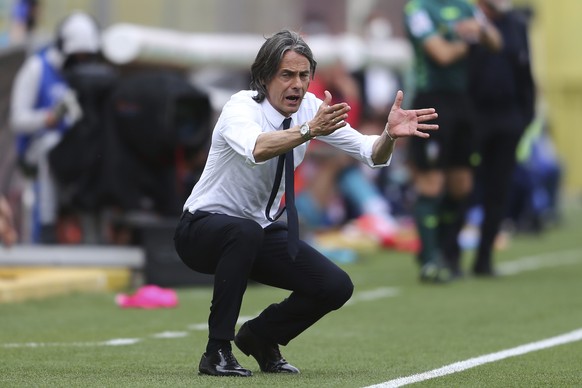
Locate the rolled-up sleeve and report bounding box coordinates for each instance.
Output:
[360,134,390,168]
[218,95,267,166]
[10,56,49,134]
[318,125,391,168]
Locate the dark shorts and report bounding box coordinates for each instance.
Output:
[408,92,477,171]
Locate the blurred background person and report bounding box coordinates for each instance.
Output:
[353,12,403,121]
[354,12,417,227]
[507,104,562,235]
[298,58,400,247]
[9,11,100,243]
[0,195,18,247]
[467,0,536,276]
[9,0,39,45]
[403,0,501,282]
[294,20,401,248]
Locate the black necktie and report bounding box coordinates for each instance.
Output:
[265,118,299,259]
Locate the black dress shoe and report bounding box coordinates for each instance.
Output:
[198,348,252,377]
[234,322,300,373]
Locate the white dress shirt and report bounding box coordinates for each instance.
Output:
[184,90,390,228]
[10,47,64,134]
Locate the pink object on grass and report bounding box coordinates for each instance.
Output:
[116,285,178,309]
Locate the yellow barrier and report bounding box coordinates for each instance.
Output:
[0,267,133,303]
[516,0,582,193]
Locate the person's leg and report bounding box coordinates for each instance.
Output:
[411,169,444,267]
[174,211,265,376]
[475,130,522,274]
[408,93,451,281]
[439,95,477,276]
[245,223,354,346]
[174,211,264,342]
[440,167,473,275]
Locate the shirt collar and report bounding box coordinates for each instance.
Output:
[260,97,298,129]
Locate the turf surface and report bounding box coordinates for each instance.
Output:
[2,200,581,387]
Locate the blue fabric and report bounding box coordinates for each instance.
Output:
[337,166,381,215]
[16,47,68,158]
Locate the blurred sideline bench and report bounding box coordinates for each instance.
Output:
[0,216,216,303]
[0,245,144,303]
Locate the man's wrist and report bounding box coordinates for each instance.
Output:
[300,122,314,140]
[384,127,396,142]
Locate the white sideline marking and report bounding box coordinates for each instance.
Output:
[497,248,582,275]
[188,314,255,331]
[3,338,141,348]
[1,288,395,349]
[151,331,188,339]
[363,328,582,388]
[345,287,399,306]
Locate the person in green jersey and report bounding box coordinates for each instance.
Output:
[404,0,501,282]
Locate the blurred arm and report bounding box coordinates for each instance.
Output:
[422,34,469,66]
[9,55,54,134]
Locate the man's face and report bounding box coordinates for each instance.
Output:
[265,50,311,117]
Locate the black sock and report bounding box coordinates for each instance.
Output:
[439,195,469,271]
[206,339,231,355]
[413,195,441,266]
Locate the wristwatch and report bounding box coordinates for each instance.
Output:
[300,122,313,140]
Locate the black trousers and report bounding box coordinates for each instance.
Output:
[174,210,354,346]
[473,110,525,272]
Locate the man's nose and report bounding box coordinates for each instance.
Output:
[291,75,302,88]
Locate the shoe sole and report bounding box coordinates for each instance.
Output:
[198,368,252,377]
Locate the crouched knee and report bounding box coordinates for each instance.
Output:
[323,270,354,311]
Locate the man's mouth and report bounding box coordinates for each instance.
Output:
[286,95,300,101]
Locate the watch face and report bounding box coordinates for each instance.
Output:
[300,124,309,137]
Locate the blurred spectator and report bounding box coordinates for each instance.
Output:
[508,109,562,234]
[102,71,211,217]
[9,11,101,243]
[0,195,18,247]
[403,0,501,281]
[9,0,39,45]
[353,13,402,121]
[48,38,119,245]
[296,59,399,246]
[467,0,536,276]
[354,12,415,221]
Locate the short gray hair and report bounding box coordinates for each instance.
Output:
[250,30,317,103]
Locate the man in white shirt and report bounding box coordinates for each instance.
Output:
[174,29,438,377]
[10,11,99,243]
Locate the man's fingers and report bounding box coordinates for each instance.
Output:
[391,90,404,110]
[415,108,436,116]
[417,112,438,123]
[417,123,439,131]
[323,90,333,106]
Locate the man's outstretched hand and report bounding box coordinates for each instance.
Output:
[385,90,438,139]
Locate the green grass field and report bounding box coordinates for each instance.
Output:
[2,200,582,387]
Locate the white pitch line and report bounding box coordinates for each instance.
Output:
[151,331,189,339]
[2,338,141,348]
[497,248,582,275]
[1,288,396,349]
[363,328,582,388]
[344,287,399,306]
